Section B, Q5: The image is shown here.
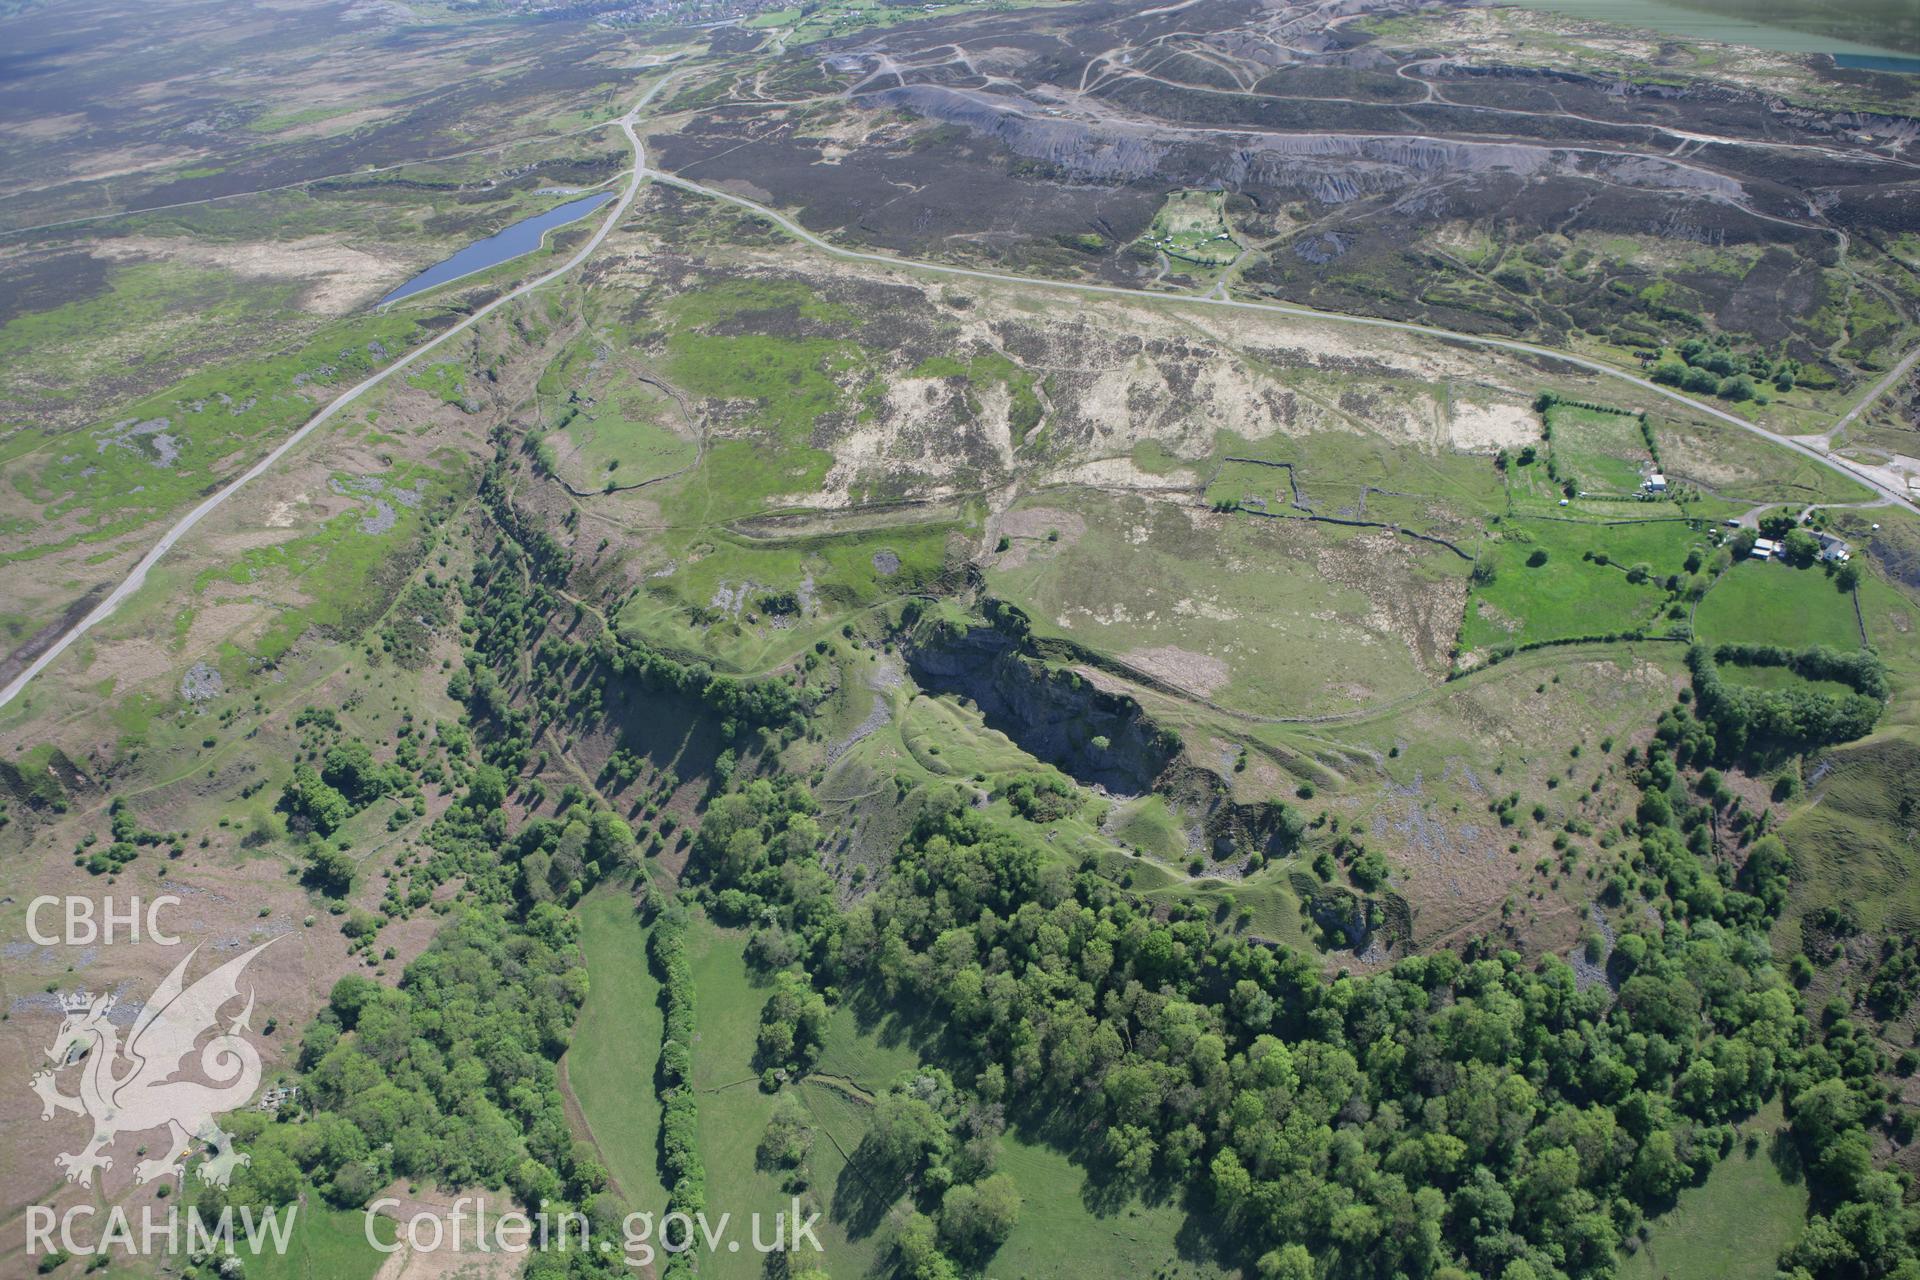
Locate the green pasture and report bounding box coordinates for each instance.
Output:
[1462,516,1701,650]
[1694,560,1861,650]
[570,889,672,1215]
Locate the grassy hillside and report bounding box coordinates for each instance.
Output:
[1778,735,1920,950]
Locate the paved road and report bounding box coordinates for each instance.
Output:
[645,168,1920,515]
[0,76,672,713]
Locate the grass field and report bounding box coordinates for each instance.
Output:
[1547,404,1652,496]
[684,920,887,1280]
[1773,542,1920,952]
[1134,864,1316,950]
[695,921,829,1280]
[600,907,1260,1280]
[1461,516,1699,652]
[817,952,1239,1279]
[1694,561,1861,650]
[1721,664,1857,697]
[993,1130,1228,1280]
[1617,1099,1806,1280]
[814,998,926,1088]
[569,888,672,1215]
[1108,794,1192,862]
[249,1204,395,1280]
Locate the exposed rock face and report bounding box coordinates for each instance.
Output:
[904,604,1177,795]
[903,601,1308,862]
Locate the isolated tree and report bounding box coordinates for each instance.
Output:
[303,844,355,897]
[467,764,508,810]
[861,1093,951,1185]
[584,809,636,872]
[322,741,394,804]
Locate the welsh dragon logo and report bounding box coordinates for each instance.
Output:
[30,939,275,1189]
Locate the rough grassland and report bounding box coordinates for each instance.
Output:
[556,386,696,488]
[989,489,1462,717]
[618,518,961,674]
[655,280,858,523]
[4,309,423,551]
[1778,736,1920,951]
[570,888,671,1216]
[0,261,300,413]
[191,457,462,664]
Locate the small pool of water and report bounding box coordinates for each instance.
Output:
[1833,53,1920,73]
[378,191,615,306]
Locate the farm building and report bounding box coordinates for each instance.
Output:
[1752,537,1778,561]
[1644,473,1668,493]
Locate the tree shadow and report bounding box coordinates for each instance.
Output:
[829,1134,907,1242]
[1770,1124,1806,1186]
[841,980,944,1067]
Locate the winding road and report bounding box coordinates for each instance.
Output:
[4,66,1917,713]
[0,76,672,714]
